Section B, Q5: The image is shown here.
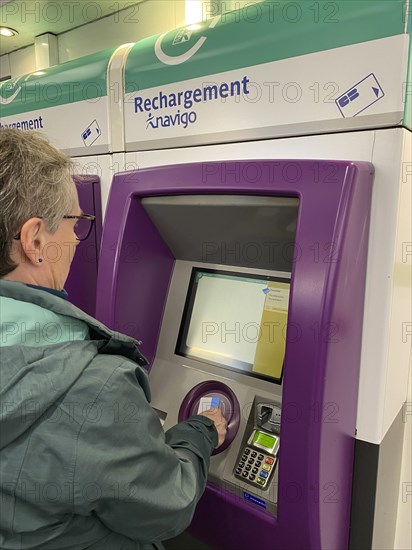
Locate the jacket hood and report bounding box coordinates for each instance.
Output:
[0,280,149,449]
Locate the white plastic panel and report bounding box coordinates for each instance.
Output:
[107,43,135,153]
[381,129,412,436]
[126,130,376,167]
[124,35,408,151]
[394,357,412,550]
[356,129,411,444]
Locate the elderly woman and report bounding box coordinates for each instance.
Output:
[0,129,226,550]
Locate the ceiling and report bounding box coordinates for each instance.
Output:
[0,0,143,55]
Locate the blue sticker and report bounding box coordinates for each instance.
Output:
[211,397,221,408]
[335,73,384,118]
[243,491,267,509]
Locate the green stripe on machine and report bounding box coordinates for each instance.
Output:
[0,48,115,117]
[125,0,406,93]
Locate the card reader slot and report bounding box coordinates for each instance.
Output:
[256,403,281,434]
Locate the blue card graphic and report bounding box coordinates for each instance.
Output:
[81,120,101,146]
[336,74,384,118]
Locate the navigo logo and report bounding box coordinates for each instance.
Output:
[154,16,220,65]
[146,109,197,130]
[0,74,33,105]
[135,17,250,133]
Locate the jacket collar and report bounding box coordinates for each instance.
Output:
[0,280,148,368]
[26,284,68,300]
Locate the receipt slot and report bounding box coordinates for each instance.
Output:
[96,160,374,549]
[257,403,281,434]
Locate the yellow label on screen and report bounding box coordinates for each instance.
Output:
[252,281,289,379]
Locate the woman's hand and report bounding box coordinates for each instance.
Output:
[199,408,228,448]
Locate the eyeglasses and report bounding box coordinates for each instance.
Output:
[13,214,96,242]
[62,215,96,241]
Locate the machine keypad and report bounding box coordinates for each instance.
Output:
[234,446,277,489]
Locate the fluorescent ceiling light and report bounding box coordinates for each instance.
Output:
[185,0,203,25]
[0,27,18,37]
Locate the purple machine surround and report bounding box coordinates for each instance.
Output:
[95,160,374,550]
[65,176,102,316]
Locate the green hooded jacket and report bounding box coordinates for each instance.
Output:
[0,281,217,549]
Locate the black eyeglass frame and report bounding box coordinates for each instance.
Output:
[13,214,96,242]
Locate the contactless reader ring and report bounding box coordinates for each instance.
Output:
[179,381,240,454]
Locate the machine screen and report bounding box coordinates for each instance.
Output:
[176,269,290,383]
[253,431,278,451]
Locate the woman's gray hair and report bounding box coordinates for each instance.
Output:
[0,129,74,277]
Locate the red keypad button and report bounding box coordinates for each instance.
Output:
[265,457,274,465]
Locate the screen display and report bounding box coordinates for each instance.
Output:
[253,431,278,451]
[176,269,291,383]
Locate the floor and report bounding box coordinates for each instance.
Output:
[163,531,214,550]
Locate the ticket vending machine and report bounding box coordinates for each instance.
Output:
[65,176,102,316]
[96,159,373,549]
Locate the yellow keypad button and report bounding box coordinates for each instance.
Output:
[262,464,271,472]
